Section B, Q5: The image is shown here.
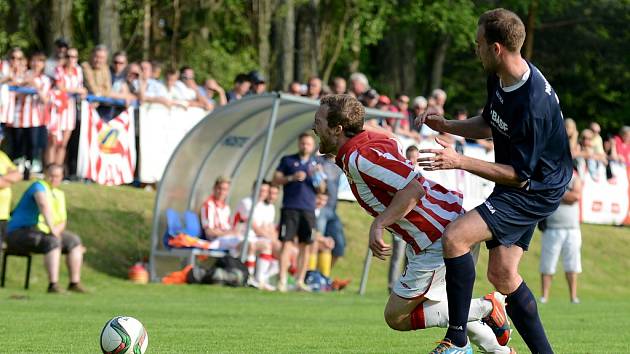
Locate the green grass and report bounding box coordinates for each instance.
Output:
[1,182,629,353]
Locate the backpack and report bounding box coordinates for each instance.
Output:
[186,256,249,287]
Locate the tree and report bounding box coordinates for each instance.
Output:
[98,0,121,53]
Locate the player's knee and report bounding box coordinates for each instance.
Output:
[487,268,518,294]
[441,225,464,253]
[383,307,405,331]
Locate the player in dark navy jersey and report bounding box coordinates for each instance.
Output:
[417,8,571,354]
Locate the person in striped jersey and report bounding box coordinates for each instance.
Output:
[47,47,87,167]
[312,94,514,354]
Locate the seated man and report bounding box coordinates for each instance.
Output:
[200,176,271,288]
[233,180,277,290]
[5,164,85,293]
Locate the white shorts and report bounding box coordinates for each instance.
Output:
[540,228,582,274]
[392,241,481,301]
[393,241,446,301]
[212,235,243,257]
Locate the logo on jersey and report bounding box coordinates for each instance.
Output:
[490,109,508,135]
[495,90,503,104]
[484,201,497,214]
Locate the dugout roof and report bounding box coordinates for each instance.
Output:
[149,93,403,279]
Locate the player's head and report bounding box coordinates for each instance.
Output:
[266,184,280,204]
[315,191,329,209]
[297,132,316,156]
[405,145,419,162]
[45,164,64,188]
[213,176,231,202]
[313,94,365,155]
[252,179,271,201]
[476,8,526,73]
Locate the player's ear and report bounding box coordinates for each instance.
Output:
[492,42,502,57]
[334,125,343,136]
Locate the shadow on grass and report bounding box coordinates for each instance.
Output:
[69,207,152,278]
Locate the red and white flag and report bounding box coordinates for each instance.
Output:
[77,101,136,186]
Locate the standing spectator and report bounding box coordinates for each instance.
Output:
[287,81,303,95]
[273,133,326,292]
[9,51,51,175]
[0,128,22,239]
[348,72,369,98]
[564,118,580,158]
[226,73,251,102]
[203,78,227,107]
[44,38,69,78]
[306,76,322,99]
[315,155,345,268]
[177,66,212,110]
[430,88,447,115]
[81,45,111,97]
[331,77,346,95]
[614,126,630,165]
[578,129,607,180]
[5,164,86,293]
[137,60,171,107]
[47,48,87,167]
[110,51,128,84]
[359,88,379,108]
[0,47,26,85]
[151,61,163,80]
[163,69,188,108]
[389,94,419,140]
[589,122,605,158]
[248,70,267,95]
[539,168,582,304]
[110,62,138,104]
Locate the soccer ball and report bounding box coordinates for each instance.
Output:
[100,316,148,354]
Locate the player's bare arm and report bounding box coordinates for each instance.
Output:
[416,112,492,140]
[418,137,526,188]
[369,178,426,260]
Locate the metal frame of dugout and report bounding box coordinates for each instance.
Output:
[149,92,404,295]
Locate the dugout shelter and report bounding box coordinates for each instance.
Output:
[149,93,404,288]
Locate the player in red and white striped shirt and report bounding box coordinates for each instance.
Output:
[313,95,513,353]
[47,47,86,166]
[8,52,51,173]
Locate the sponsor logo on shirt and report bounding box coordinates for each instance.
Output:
[484,200,497,214]
[490,109,508,135]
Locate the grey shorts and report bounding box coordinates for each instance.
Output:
[6,228,81,254]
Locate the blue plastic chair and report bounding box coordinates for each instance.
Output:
[163,208,184,248]
[182,210,203,238]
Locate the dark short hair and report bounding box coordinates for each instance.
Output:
[179,65,193,74]
[298,132,314,141]
[478,8,526,52]
[405,145,419,154]
[235,73,251,84]
[29,51,46,61]
[252,179,271,190]
[319,94,365,138]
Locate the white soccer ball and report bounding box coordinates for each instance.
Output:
[100,316,149,354]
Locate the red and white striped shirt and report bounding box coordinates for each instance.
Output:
[9,72,52,128]
[335,131,464,253]
[200,195,232,235]
[49,65,83,133]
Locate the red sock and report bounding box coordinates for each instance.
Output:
[410,303,426,330]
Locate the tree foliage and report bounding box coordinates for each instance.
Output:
[0,0,626,133]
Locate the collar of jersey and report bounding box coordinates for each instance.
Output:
[335,130,370,167]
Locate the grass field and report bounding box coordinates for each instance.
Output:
[0,182,629,353]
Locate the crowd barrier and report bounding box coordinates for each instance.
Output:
[1,85,628,225]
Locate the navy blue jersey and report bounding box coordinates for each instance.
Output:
[481,62,573,192]
[276,153,318,211]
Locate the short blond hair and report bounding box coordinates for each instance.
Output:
[214,175,231,187]
[478,8,526,52]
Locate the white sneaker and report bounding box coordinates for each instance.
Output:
[571,297,580,304]
[539,297,548,304]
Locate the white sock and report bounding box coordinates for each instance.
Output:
[256,253,273,284]
[420,297,492,329]
[468,297,494,321]
[467,320,511,354]
[245,255,256,276]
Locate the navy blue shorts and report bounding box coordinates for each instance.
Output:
[475,186,564,251]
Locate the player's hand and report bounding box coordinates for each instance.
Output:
[414,106,445,131]
[293,171,307,182]
[417,137,462,171]
[369,221,392,260]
